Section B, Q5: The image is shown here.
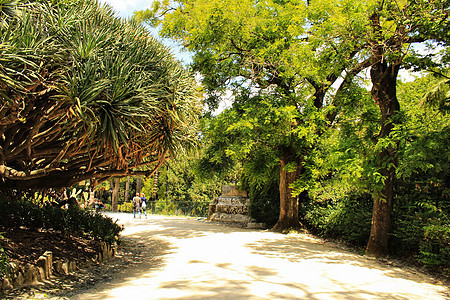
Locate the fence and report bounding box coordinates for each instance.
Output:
[117,200,211,217]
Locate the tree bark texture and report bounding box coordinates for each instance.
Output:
[366,31,401,256]
[124,176,130,203]
[272,148,303,232]
[136,176,142,195]
[111,177,120,212]
[152,172,159,201]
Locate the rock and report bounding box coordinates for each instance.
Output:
[102,242,109,260]
[36,251,53,279]
[247,222,266,229]
[221,185,248,197]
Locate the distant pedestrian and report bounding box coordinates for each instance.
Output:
[141,192,147,218]
[132,193,142,218]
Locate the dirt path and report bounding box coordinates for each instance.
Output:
[64,213,447,300]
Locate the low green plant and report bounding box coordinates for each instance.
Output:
[0,198,123,244]
[154,199,178,215]
[0,234,10,279]
[301,192,372,247]
[419,222,449,267]
[391,176,449,271]
[118,202,134,212]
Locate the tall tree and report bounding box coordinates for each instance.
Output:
[124,176,130,203]
[137,0,449,255]
[111,177,120,212]
[362,0,449,256]
[0,0,201,192]
[136,0,369,231]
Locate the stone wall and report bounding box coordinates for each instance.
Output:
[0,241,115,292]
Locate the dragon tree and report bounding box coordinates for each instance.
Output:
[0,0,201,192]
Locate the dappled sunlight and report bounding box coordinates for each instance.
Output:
[73,213,448,299]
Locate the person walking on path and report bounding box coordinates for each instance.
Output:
[132,193,142,218]
[140,192,148,218]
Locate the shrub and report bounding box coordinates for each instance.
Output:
[0,198,123,244]
[391,179,449,271]
[419,222,449,267]
[0,234,10,279]
[247,179,280,228]
[154,199,178,215]
[301,192,372,247]
[118,202,134,213]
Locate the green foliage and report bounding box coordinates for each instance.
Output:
[0,0,201,190]
[0,233,10,279]
[392,191,449,270]
[246,176,280,227]
[419,223,449,267]
[298,71,450,269]
[301,192,373,247]
[391,175,449,270]
[118,202,134,213]
[154,199,178,215]
[137,0,450,268]
[385,73,450,270]
[156,151,222,205]
[150,199,210,217]
[0,198,123,244]
[199,93,302,224]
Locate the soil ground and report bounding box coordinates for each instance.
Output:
[4,212,450,299]
[0,227,101,266]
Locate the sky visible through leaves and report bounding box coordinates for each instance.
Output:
[98,0,192,64]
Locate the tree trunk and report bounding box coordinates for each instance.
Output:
[124,176,130,203]
[366,51,401,256]
[152,172,159,200]
[111,177,120,212]
[272,147,303,232]
[136,175,142,195]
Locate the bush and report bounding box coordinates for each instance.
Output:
[0,198,123,244]
[391,178,450,271]
[419,222,449,267]
[118,202,134,213]
[145,199,210,217]
[0,234,10,279]
[301,192,372,247]
[154,199,178,215]
[248,180,280,227]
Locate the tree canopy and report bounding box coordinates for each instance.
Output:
[137,0,449,256]
[0,0,201,191]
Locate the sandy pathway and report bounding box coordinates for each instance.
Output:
[71,213,447,300]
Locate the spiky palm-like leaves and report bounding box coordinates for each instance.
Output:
[0,0,201,190]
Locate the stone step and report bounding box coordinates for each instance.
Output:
[209,212,251,225]
[215,204,248,214]
[213,197,250,205]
